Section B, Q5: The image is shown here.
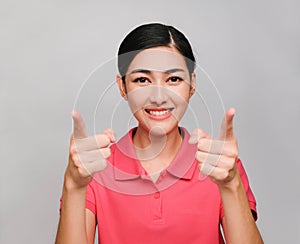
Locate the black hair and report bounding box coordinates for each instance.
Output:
[117,23,196,81]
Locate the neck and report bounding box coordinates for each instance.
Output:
[133,126,182,163]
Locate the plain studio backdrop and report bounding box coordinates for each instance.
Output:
[1,0,299,243]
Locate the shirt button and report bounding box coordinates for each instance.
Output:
[154,192,160,199]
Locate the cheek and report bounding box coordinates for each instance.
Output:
[170,88,191,120]
[171,85,191,103]
[126,85,191,116]
[126,87,150,114]
[172,97,189,121]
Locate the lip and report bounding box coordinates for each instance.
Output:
[144,107,174,121]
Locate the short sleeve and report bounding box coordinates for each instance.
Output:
[86,182,97,215]
[58,182,97,215]
[220,158,258,221]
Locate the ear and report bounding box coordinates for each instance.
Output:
[189,72,196,98]
[116,75,127,100]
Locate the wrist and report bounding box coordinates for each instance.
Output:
[218,173,242,193]
[63,171,88,193]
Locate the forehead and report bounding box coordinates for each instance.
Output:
[127,47,188,74]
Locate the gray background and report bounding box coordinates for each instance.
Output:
[1,0,299,243]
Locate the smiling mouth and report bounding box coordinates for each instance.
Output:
[145,108,174,116]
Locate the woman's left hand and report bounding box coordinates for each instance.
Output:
[189,108,239,187]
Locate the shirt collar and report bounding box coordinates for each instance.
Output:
[166,127,198,179]
[112,127,198,181]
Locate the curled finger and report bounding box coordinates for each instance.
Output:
[74,135,100,151]
[82,158,108,175]
[196,151,221,167]
[79,148,111,163]
[198,162,214,181]
[102,128,116,142]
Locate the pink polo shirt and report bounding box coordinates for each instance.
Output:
[85,127,257,244]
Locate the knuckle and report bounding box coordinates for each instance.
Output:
[233,150,238,158]
[228,148,238,158]
[72,153,84,167]
[224,157,235,170]
[201,163,210,175]
[72,157,81,167]
[100,147,109,156]
[215,170,228,181]
[90,159,108,173]
[222,170,229,179]
[195,151,203,162]
[69,143,78,155]
[96,134,110,146]
[103,148,111,158]
[69,150,76,160]
[103,134,111,144]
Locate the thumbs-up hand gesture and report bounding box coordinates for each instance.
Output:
[64,110,115,190]
[189,108,238,187]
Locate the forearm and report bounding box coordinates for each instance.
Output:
[55,181,88,244]
[219,174,263,244]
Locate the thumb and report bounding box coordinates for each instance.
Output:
[188,128,211,144]
[72,110,88,139]
[219,108,235,140]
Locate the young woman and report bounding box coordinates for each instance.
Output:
[56,23,263,244]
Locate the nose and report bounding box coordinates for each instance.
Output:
[149,85,168,106]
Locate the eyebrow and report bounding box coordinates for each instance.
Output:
[129,68,185,75]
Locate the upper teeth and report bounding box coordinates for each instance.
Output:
[148,109,171,116]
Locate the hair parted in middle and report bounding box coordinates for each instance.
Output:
[117,23,196,82]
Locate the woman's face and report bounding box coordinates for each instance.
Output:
[117,46,195,136]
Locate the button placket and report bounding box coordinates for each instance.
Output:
[152,191,162,221]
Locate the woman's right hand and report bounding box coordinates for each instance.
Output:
[64,110,115,190]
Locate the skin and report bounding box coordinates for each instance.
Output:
[55,111,115,244]
[117,47,195,171]
[189,109,263,243]
[55,46,263,244]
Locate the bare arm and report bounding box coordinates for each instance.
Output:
[55,110,114,244]
[55,178,97,244]
[220,173,263,244]
[190,108,263,243]
[55,182,93,244]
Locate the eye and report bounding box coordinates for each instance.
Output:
[168,76,183,83]
[133,77,150,84]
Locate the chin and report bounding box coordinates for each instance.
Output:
[148,126,168,137]
[148,122,179,137]
[135,112,181,137]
